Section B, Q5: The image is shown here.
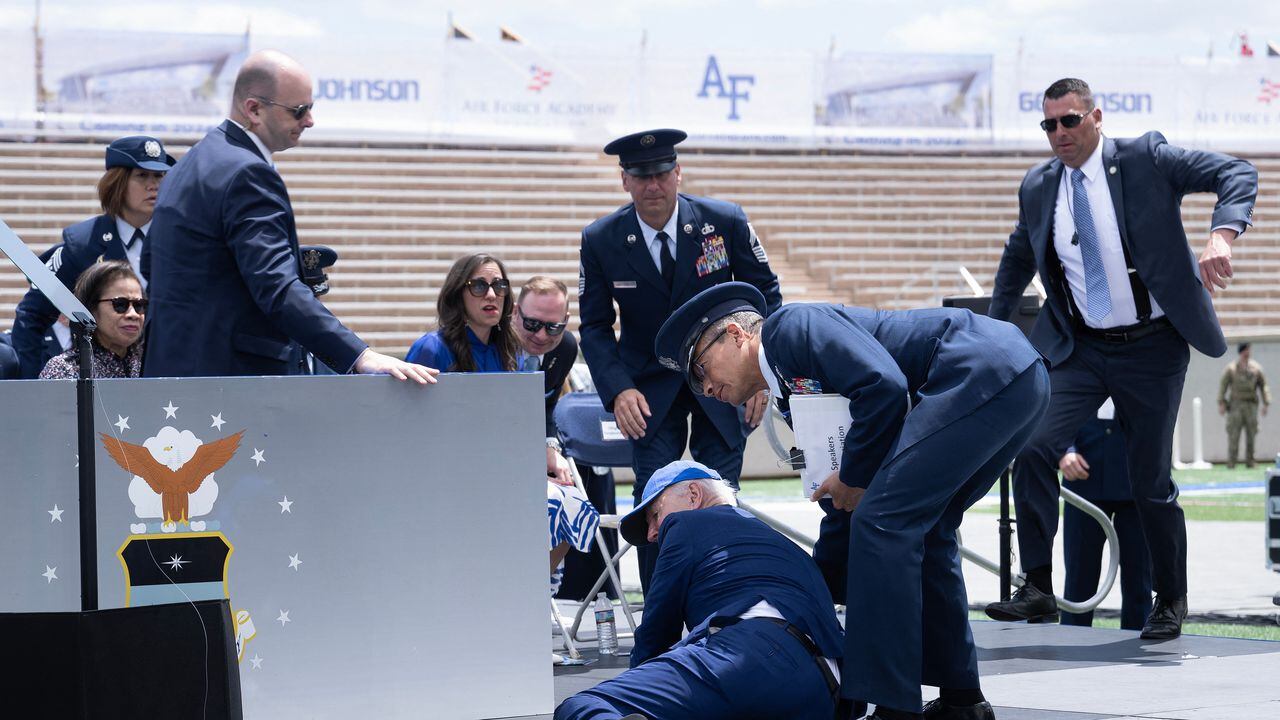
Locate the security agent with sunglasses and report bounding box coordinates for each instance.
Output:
[985,78,1257,640]
[555,459,843,720]
[10,134,174,378]
[144,50,436,384]
[578,128,782,592]
[655,282,1050,720]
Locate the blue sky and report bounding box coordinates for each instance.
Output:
[7,0,1278,59]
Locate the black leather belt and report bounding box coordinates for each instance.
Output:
[711,616,840,700]
[1075,316,1172,344]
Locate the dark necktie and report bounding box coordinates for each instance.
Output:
[128,228,144,249]
[657,231,674,288]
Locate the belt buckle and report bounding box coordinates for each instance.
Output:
[1103,329,1128,343]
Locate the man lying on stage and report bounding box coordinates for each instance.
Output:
[653,283,1049,720]
[554,460,843,720]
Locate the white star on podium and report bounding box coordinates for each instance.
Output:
[252,448,266,466]
[114,415,130,432]
[211,413,226,430]
[250,654,263,670]
[48,504,64,522]
[278,496,293,513]
[42,565,57,583]
[162,401,179,418]
[277,609,291,626]
[288,553,302,571]
[165,554,190,571]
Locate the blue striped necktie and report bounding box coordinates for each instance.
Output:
[1071,169,1112,322]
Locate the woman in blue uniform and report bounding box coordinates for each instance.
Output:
[10,135,174,377]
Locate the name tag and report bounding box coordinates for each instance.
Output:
[613,280,638,289]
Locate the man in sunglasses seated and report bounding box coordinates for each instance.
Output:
[143,50,436,384]
[985,77,1257,641]
[555,460,843,720]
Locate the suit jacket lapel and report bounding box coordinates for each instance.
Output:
[1101,137,1131,247]
[622,210,668,295]
[1038,161,1062,259]
[221,119,268,163]
[671,195,700,300]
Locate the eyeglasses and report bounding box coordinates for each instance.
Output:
[519,314,568,336]
[99,297,148,314]
[1039,112,1088,133]
[253,96,314,120]
[465,277,510,297]
[689,327,729,390]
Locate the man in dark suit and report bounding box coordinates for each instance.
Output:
[1059,403,1153,631]
[578,128,782,590]
[984,78,1256,640]
[555,460,843,720]
[10,136,174,378]
[143,50,435,382]
[655,283,1049,720]
[513,275,619,599]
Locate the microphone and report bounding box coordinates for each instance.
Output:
[1071,232,1080,246]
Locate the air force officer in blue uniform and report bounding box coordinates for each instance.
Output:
[144,50,435,383]
[10,135,174,378]
[578,129,781,590]
[555,460,843,720]
[655,283,1050,720]
[984,78,1257,640]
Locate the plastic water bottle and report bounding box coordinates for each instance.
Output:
[593,592,618,655]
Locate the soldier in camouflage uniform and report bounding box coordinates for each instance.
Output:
[1219,342,1271,468]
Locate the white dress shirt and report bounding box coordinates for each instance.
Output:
[1053,136,1244,329]
[635,207,680,273]
[113,216,150,289]
[228,118,275,167]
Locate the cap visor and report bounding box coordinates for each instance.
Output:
[623,159,678,177]
[620,498,658,546]
[134,160,173,172]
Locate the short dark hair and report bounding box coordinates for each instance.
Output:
[1239,342,1252,354]
[73,260,142,318]
[1044,78,1094,111]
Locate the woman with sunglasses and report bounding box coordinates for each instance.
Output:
[407,255,599,600]
[10,135,174,378]
[406,253,520,371]
[39,260,146,379]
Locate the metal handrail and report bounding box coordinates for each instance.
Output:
[759,405,1119,613]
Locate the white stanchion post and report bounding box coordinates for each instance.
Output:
[1172,416,1187,470]
[1190,396,1212,469]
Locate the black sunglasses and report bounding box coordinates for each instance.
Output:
[519,314,568,336]
[689,327,730,391]
[465,277,510,297]
[1039,112,1088,133]
[99,297,148,314]
[253,96,314,120]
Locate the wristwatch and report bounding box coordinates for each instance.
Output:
[546,437,563,453]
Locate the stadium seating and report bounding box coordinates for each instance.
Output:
[1,140,1274,356]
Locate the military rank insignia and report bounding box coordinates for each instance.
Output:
[696,235,728,277]
[787,377,823,394]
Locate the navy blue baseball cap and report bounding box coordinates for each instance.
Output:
[105,136,176,172]
[654,282,768,395]
[620,460,726,546]
[604,128,687,176]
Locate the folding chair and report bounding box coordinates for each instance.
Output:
[552,391,640,641]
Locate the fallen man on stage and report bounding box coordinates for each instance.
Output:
[554,460,844,720]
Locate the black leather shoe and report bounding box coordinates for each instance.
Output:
[984,584,1058,622]
[1140,596,1187,640]
[923,698,996,719]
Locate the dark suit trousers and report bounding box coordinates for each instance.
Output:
[1061,500,1153,630]
[842,363,1050,712]
[631,385,744,591]
[1013,324,1189,598]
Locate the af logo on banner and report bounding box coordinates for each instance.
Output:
[698,55,755,121]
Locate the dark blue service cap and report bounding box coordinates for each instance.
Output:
[654,282,767,394]
[300,245,338,296]
[105,136,176,172]
[603,128,687,176]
